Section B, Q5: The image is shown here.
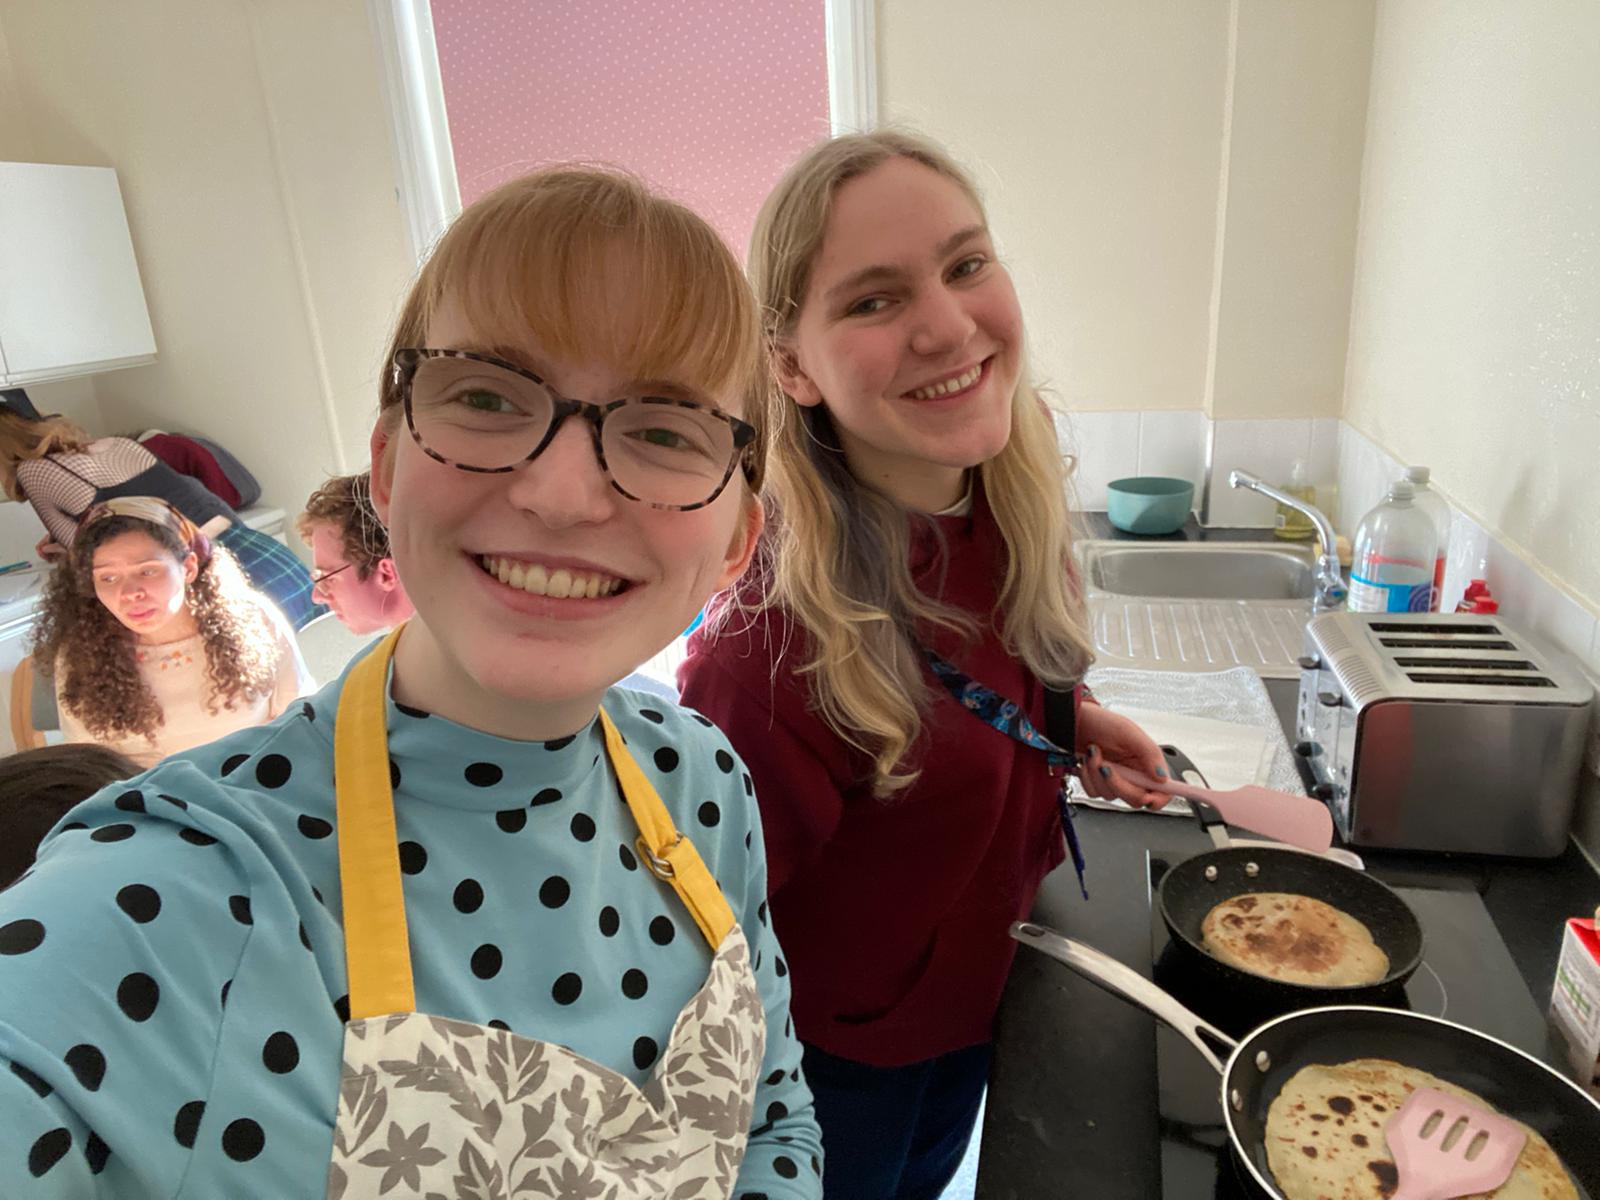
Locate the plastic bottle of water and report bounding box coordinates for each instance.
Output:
[1347,479,1439,614]
[1403,466,1451,612]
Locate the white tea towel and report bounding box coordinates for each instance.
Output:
[1107,705,1272,793]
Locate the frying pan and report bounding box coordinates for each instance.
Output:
[1012,922,1600,1200]
[1158,845,1424,1009]
[1154,744,1424,1010]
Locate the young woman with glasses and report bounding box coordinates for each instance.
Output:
[679,130,1170,1199]
[0,168,821,1199]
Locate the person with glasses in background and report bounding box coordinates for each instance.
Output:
[297,472,414,634]
[0,167,820,1199]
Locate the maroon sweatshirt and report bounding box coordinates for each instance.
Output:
[678,490,1081,1067]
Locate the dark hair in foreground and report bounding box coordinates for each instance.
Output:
[0,743,141,886]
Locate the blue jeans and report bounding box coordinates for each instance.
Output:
[801,1041,991,1200]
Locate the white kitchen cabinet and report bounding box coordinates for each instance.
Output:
[0,163,157,386]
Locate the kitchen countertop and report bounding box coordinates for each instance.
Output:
[977,809,1600,1199]
[975,512,1600,1197]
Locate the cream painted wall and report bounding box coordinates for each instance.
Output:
[877,0,1229,411]
[1343,1,1600,607]
[0,0,414,532]
[1206,0,1373,421]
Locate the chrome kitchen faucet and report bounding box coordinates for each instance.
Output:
[1228,470,1347,614]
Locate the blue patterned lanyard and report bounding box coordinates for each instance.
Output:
[921,647,1089,899]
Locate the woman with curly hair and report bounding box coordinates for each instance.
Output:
[32,495,313,767]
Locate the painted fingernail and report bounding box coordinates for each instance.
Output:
[1156,768,1168,778]
[1089,744,1101,758]
[1099,765,1112,779]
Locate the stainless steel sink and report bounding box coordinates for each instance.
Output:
[1078,540,1319,678]
[1080,540,1315,601]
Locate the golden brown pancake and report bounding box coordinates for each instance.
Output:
[1201,891,1389,986]
[1264,1059,1577,1200]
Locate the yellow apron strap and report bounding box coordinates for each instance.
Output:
[334,626,414,1020]
[598,709,735,950]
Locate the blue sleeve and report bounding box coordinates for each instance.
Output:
[0,779,251,1197]
[694,724,824,1199]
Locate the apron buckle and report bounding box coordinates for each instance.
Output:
[636,832,683,881]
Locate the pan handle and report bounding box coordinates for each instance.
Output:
[1011,921,1237,1075]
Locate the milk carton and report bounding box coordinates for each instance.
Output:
[1549,912,1600,1098]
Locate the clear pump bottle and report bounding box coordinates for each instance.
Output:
[1403,466,1450,612]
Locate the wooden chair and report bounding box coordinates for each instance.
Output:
[9,654,51,750]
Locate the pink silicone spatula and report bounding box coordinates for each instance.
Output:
[1385,1087,1526,1200]
[1111,768,1335,853]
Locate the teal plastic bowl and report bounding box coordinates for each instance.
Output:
[1105,476,1195,535]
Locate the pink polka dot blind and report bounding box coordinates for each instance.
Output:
[430,0,831,258]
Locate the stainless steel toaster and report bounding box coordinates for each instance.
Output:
[1295,612,1595,857]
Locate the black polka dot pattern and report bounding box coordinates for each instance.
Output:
[464,762,503,787]
[621,969,649,1000]
[495,808,526,834]
[90,824,134,843]
[453,879,484,913]
[395,701,430,719]
[84,1130,110,1173]
[297,814,332,840]
[219,753,249,776]
[538,877,570,908]
[27,1128,71,1178]
[552,972,583,1005]
[715,749,735,773]
[262,1032,299,1074]
[640,708,665,724]
[12,1061,51,1097]
[398,841,427,875]
[117,972,160,1022]
[471,945,502,979]
[114,789,145,813]
[179,828,218,847]
[543,734,576,751]
[255,755,292,788]
[173,1100,205,1147]
[774,1155,798,1179]
[0,918,45,954]
[697,801,721,828]
[632,1036,659,1069]
[221,1117,265,1162]
[598,907,620,937]
[115,884,161,923]
[570,813,595,842]
[228,896,252,926]
[618,844,638,872]
[649,916,675,946]
[64,1044,106,1091]
[530,787,563,807]
[653,747,679,773]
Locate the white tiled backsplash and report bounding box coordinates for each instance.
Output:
[1055,409,1600,678]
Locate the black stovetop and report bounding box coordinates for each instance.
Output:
[1147,853,1562,1199]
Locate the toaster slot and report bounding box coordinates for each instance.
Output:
[1392,656,1537,671]
[1369,621,1501,635]
[1379,637,1517,650]
[1402,671,1558,687]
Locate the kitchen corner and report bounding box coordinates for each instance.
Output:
[973,515,1600,1199]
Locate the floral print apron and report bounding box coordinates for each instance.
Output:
[325,628,765,1199]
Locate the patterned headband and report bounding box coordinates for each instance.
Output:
[78,497,211,562]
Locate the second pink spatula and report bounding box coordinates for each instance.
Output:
[1111,767,1335,853]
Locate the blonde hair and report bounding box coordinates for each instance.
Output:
[738,129,1092,796]
[0,410,94,501]
[377,166,766,491]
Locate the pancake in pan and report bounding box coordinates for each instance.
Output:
[1264,1058,1577,1200]
[1201,891,1389,987]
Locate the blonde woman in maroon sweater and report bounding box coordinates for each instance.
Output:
[679,131,1169,1199]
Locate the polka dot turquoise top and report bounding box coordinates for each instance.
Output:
[0,657,822,1198]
